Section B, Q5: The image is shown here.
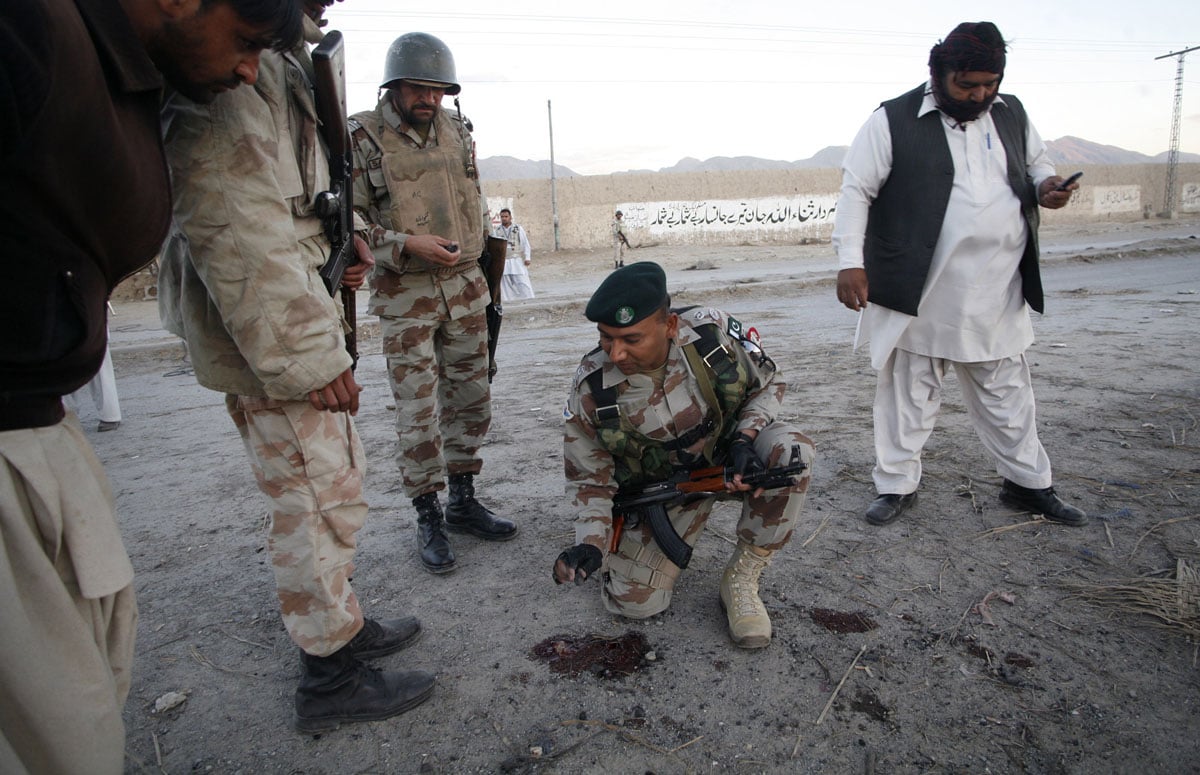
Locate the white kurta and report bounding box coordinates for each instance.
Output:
[832,85,1059,494]
[65,337,121,424]
[832,88,1056,370]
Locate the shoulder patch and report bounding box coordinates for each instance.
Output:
[571,352,604,394]
[571,362,588,393]
[692,307,722,323]
[726,315,744,340]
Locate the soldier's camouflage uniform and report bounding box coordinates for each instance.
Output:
[564,308,815,617]
[612,216,626,267]
[158,28,367,657]
[349,98,492,498]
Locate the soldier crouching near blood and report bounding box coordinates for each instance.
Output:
[552,262,816,648]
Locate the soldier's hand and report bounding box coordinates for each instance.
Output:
[340,235,375,291]
[836,268,869,311]
[728,431,767,496]
[308,368,361,415]
[553,544,603,586]
[403,234,461,268]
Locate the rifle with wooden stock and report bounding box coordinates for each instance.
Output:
[609,444,808,570]
[311,31,358,368]
[480,234,507,382]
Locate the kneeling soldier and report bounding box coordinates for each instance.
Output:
[553,262,815,648]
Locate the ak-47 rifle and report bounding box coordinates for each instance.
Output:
[610,444,808,570]
[311,31,358,368]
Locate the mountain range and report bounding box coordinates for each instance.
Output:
[479,136,1200,181]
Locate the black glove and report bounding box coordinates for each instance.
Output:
[554,544,603,585]
[728,431,766,481]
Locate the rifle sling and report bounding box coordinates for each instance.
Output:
[680,333,726,463]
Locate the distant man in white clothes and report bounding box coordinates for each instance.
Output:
[832,21,1086,528]
[492,208,534,300]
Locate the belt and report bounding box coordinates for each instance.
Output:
[427,257,481,280]
[0,394,65,431]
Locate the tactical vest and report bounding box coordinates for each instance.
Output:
[502,224,522,254]
[866,85,1043,316]
[584,314,755,489]
[353,104,484,263]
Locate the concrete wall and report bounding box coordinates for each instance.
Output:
[485,163,1200,252]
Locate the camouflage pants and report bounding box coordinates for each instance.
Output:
[602,422,815,619]
[0,416,137,775]
[226,395,366,657]
[379,310,491,498]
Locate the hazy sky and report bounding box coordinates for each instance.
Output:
[322,0,1200,175]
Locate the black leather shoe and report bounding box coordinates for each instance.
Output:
[414,493,457,574]
[295,648,435,734]
[999,480,1088,526]
[445,474,518,541]
[864,492,918,525]
[346,616,421,660]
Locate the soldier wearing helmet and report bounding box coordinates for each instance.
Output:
[349,33,516,576]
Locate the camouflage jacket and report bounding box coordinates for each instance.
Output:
[349,99,489,321]
[158,31,351,400]
[563,308,786,549]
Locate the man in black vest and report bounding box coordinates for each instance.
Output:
[831,21,1086,528]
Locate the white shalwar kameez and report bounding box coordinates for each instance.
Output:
[833,88,1059,495]
[492,222,534,301]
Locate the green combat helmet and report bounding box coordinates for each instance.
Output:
[381,32,461,95]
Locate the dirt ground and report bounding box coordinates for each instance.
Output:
[88,218,1200,773]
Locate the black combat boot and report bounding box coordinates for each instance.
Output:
[345,616,422,660]
[294,646,435,734]
[414,493,456,574]
[444,473,518,541]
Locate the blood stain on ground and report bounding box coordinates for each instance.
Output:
[529,631,653,679]
[810,608,878,633]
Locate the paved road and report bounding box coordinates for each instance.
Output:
[107,217,1200,359]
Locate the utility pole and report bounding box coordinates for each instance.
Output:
[1155,45,1199,218]
[547,99,560,251]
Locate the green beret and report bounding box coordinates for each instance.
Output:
[585,262,669,327]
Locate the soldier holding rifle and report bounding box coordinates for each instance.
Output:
[159,0,435,732]
[553,263,816,649]
[349,32,516,576]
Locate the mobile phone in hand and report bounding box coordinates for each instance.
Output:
[1056,171,1083,191]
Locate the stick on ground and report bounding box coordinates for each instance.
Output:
[815,644,868,725]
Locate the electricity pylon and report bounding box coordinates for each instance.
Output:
[1155,45,1199,217]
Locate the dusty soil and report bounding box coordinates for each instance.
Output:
[90,218,1200,773]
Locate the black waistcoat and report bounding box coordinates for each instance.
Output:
[863,84,1044,316]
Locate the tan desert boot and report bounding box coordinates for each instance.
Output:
[719,542,774,648]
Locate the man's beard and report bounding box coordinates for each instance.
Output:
[393,96,438,130]
[931,78,997,126]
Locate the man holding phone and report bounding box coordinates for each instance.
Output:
[349,33,516,575]
[832,21,1085,528]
